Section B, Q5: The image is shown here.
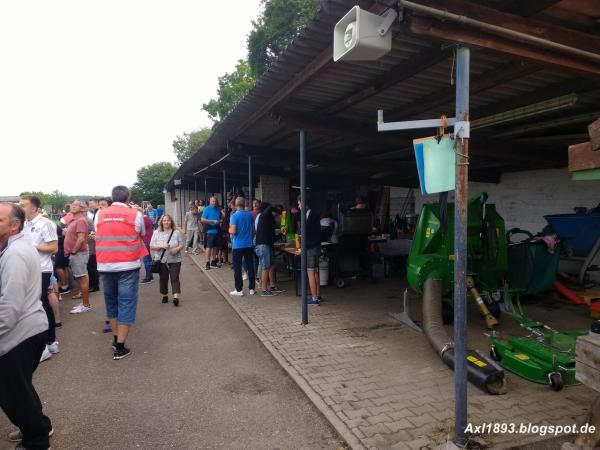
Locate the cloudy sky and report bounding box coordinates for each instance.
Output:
[0,0,262,196]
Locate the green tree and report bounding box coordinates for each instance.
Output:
[202,60,256,123]
[247,0,320,77]
[130,162,177,206]
[19,190,70,213]
[172,127,212,165]
[47,190,70,212]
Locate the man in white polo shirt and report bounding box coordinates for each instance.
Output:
[19,195,59,362]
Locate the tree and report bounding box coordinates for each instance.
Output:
[130,162,177,206]
[172,127,212,165]
[247,0,320,77]
[202,60,256,123]
[47,190,70,212]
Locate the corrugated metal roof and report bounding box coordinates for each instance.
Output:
[169,0,600,189]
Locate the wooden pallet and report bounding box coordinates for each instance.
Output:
[581,289,600,306]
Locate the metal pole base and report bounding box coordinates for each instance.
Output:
[389,289,422,333]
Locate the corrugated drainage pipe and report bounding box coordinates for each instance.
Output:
[422,278,507,395]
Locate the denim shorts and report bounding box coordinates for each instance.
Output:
[306,246,320,270]
[69,251,89,278]
[100,269,140,325]
[255,244,272,269]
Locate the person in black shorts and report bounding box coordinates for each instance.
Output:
[201,197,223,269]
[53,224,71,295]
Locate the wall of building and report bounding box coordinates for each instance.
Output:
[257,175,290,209]
[415,168,600,233]
[164,188,209,228]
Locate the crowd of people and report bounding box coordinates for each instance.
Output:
[0,186,179,450]
[178,193,324,304]
[0,185,329,450]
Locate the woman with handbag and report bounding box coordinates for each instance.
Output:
[150,214,184,306]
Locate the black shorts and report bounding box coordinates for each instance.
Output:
[206,233,221,249]
[53,252,70,269]
[219,235,228,251]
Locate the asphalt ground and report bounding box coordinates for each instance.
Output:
[0,258,346,450]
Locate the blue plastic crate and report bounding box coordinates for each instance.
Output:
[544,212,600,257]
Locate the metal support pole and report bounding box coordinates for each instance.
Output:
[300,130,308,325]
[194,180,197,202]
[222,170,227,213]
[248,155,253,210]
[453,45,470,447]
[204,177,207,204]
[179,187,184,228]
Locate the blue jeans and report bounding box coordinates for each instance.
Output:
[255,244,272,270]
[100,269,140,325]
[142,243,153,280]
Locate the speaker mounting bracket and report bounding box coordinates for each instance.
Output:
[378,9,398,36]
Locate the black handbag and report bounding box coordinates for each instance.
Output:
[151,230,174,273]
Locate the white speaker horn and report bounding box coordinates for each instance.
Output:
[333,6,394,62]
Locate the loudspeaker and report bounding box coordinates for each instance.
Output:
[333,6,392,62]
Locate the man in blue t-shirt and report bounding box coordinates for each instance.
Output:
[201,197,223,270]
[228,197,255,296]
[154,205,164,227]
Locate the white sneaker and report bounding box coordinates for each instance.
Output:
[249,289,256,295]
[229,290,244,297]
[47,341,60,354]
[40,346,52,362]
[8,427,54,442]
[242,272,248,281]
[70,304,91,314]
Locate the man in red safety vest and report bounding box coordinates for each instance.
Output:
[95,185,148,360]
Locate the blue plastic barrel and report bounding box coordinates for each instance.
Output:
[544,212,600,257]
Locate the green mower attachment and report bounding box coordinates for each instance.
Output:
[489,289,587,391]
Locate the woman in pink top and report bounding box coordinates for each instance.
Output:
[140,213,154,283]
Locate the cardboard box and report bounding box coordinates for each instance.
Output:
[569,142,600,172]
[576,333,600,391]
[589,118,600,151]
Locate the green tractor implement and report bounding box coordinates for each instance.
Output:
[407,193,507,394]
[489,289,586,391]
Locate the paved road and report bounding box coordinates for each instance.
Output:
[0,258,346,450]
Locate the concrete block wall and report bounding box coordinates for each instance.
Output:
[389,187,415,219]
[415,168,600,234]
[258,175,290,209]
[164,188,208,228]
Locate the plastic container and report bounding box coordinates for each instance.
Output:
[544,212,600,257]
[319,258,329,286]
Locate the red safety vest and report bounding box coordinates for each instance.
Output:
[96,205,148,263]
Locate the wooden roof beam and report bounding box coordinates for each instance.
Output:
[407,16,600,77]
[270,110,412,148]
[384,58,541,121]
[500,0,562,17]
[399,0,600,54]
[320,45,452,116]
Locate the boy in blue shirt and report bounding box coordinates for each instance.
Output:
[201,197,223,270]
[228,197,255,296]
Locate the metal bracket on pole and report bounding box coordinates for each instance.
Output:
[378,9,398,36]
[454,121,470,139]
[377,109,456,132]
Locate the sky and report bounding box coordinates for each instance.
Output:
[0,0,262,196]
